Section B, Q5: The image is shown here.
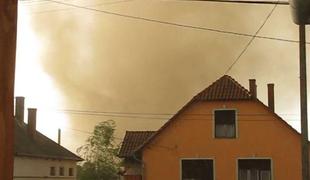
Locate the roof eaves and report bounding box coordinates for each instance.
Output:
[15,152,83,161]
[118,131,156,158]
[137,98,307,155]
[134,99,196,154]
[254,99,302,137]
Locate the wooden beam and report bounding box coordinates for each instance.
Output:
[0,0,18,179]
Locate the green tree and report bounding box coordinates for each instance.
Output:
[77,120,120,180]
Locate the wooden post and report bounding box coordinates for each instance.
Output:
[0,0,18,179]
[299,24,309,180]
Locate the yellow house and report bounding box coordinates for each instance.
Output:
[120,75,307,180]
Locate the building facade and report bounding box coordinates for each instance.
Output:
[13,97,82,180]
[14,157,77,180]
[120,75,309,180]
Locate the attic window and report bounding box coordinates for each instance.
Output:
[181,159,214,180]
[214,110,236,138]
[238,159,271,180]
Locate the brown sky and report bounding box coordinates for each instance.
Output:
[15,0,310,153]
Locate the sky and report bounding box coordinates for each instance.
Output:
[15,0,310,154]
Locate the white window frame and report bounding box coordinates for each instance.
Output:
[179,158,215,180]
[213,108,238,139]
[236,157,273,180]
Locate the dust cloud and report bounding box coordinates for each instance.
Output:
[23,0,308,151]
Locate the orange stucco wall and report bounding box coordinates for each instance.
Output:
[143,100,304,180]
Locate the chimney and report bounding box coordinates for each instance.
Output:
[268,83,275,112]
[249,79,257,99]
[15,97,25,123]
[27,108,37,139]
[58,128,61,145]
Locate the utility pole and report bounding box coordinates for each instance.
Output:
[0,0,18,180]
[299,23,309,180]
[289,0,310,179]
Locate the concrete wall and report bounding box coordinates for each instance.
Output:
[143,100,305,180]
[14,156,77,180]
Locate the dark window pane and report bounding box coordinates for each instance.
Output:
[215,110,236,138]
[238,159,271,180]
[215,110,235,124]
[50,167,55,176]
[59,167,64,176]
[182,159,213,180]
[69,168,74,176]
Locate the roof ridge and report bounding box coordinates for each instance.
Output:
[193,75,252,101]
[226,75,251,96]
[134,75,253,153]
[14,119,82,161]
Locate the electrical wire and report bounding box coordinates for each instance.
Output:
[19,0,53,6]
[224,0,279,74]
[40,109,302,121]
[47,108,301,117]
[34,0,308,45]
[57,109,174,116]
[28,0,135,14]
[180,0,289,5]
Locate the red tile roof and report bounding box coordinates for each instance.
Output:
[133,75,305,155]
[193,75,252,101]
[132,75,257,154]
[118,131,156,158]
[120,75,254,158]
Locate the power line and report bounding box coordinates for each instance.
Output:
[62,112,170,120]
[40,0,308,45]
[224,0,279,74]
[26,0,134,13]
[57,109,173,116]
[63,127,174,150]
[62,127,125,140]
[19,0,47,3]
[19,0,53,6]
[181,0,289,5]
[38,109,302,121]
[50,108,301,116]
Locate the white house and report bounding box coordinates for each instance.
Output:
[14,97,82,180]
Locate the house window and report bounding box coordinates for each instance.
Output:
[59,167,65,176]
[238,159,271,180]
[69,168,74,176]
[50,167,56,176]
[181,159,214,180]
[214,110,236,138]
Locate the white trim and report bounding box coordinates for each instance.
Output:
[236,157,273,180]
[213,108,238,139]
[179,158,215,180]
